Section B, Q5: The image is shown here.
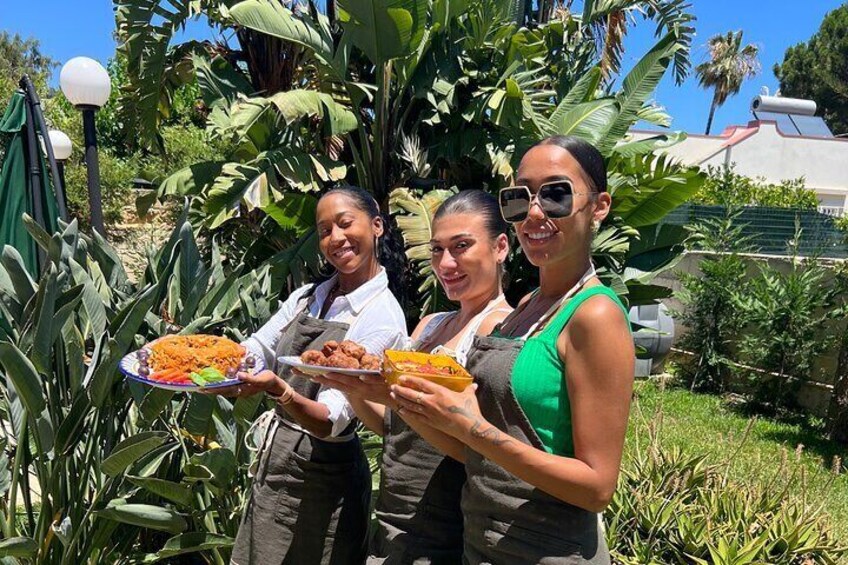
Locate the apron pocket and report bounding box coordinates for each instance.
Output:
[274,452,361,529]
[483,517,583,564]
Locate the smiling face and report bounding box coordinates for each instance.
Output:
[430,212,508,303]
[512,144,611,268]
[316,193,383,275]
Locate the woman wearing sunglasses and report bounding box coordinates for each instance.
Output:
[314,190,511,564]
[390,136,635,564]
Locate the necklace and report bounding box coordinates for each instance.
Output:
[501,264,596,339]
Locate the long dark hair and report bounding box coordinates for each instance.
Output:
[434,189,509,241]
[534,135,607,193]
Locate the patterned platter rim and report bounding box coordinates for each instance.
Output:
[119,341,266,392]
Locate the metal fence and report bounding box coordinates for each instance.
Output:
[659,204,848,259]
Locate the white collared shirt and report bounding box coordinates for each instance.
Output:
[243,268,407,437]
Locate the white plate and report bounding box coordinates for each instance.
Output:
[277,355,381,377]
[119,347,265,392]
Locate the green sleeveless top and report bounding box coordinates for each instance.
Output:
[502,285,628,456]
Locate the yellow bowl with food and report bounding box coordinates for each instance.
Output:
[382,350,473,392]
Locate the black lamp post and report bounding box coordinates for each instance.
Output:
[59,57,111,235]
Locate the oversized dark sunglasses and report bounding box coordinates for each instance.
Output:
[498,181,594,223]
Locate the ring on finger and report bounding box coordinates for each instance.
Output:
[416,392,423,405]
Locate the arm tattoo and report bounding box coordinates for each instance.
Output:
[447,399,513,446]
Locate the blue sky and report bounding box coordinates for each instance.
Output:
[2,0,844,135]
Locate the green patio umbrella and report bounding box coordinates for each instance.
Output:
[0,91,60,274]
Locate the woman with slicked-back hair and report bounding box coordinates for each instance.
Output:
[391,137,635,564]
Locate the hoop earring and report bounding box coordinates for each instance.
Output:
[374,234,381,261]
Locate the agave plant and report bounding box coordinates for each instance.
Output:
[608,414,846,563]
[0,211,313,562]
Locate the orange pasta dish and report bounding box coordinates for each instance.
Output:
[145,335,247,385]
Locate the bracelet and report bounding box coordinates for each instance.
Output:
[272,384,295,405]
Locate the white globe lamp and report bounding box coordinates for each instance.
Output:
[59,57,111,234]
[46,130,73,161]
[59,57,111,109]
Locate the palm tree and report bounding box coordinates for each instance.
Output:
[696,30,760,135]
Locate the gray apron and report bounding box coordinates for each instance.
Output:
[232,292,371,565]
[461,335,610,565]
[367,408,465,564]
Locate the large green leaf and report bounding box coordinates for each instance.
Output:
[230,0,337,71]
[70,258,108,341]
[183,394,216,438]
[232,394,264,428]
[548,98,618,145]
[612,131,686,158]
[102,431,170,477]
[142,533,234,562]
[97,501,187,534]
[127,476,194,507]
[626,223,688,273]
[55,393,92,455]
[183,448,237,488]
[611,153,704,227]
[116,0,206,151]
[0,537,37,558]
[158,161,226,199]
[177,223,210,324]
[27,266,59,373]
[139,389,175,424]
[268,90,358,135]
[87,284,161,408]
[88,229,131,290]
[548,66,602,130]
[263,193,318,234]
[0,450,10,496]
[597,32,680,152]
[337,0,427,66]
[193,54,253,109]
[0,246,36,307]
[0,342,45,415]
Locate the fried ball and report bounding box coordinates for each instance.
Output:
[322,340,340,357]
[325,351,360,369]
[301,350,326,365]
[339,340,366,360]
[360,354,381,371]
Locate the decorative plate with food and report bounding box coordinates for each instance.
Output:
[278,340,382,377]
[120,335,264,391]
[382,350,473,392]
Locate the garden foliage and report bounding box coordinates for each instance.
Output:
[609,415,846,564]
[0,211,315,563]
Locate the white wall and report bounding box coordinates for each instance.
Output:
[629,122,848,213]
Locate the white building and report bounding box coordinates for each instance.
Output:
[630,95,848,216]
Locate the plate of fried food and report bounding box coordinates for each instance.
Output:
[120,334,265,391]
[278,340,382,377]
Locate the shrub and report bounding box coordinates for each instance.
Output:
[696,164,818,209]
[675,209,753,392]
[733,233,845,410]
[62,149,137,226]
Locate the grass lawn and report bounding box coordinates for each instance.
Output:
[626,379,848,542]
